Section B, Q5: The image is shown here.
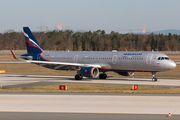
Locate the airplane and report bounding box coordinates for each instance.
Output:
[10,27,176,82]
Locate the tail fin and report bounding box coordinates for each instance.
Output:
[23,27,43,54]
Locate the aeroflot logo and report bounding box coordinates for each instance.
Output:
[24,32,43,52]
[124,53,142,55]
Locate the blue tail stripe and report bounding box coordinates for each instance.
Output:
[23,27,43,54]
[23,27,40,46]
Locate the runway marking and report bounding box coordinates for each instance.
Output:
[1,100,180,104]
[0,110,180,115]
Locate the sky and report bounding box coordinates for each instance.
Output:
[0,0,180,33]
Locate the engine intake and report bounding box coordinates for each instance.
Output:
[80,67,99,78]
[117,72,134,76]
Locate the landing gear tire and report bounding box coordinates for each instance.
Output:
[152,78,157,82]
[152,72,157,82]
[75,74,83,80]
[99,74,107,79]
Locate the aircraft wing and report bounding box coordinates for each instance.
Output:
[9,48,102,69]
[26,60,102,68]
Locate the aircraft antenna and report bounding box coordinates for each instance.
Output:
[140,21,148,34]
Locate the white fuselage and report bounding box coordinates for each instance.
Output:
[39,51,176,72]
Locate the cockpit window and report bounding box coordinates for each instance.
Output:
[158,57,170,60]
[165,57,170,60]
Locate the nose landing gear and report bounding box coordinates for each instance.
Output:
[152,72,157,82]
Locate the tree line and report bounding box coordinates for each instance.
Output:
[0,30,180,51]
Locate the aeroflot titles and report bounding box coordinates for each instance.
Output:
[123,53,142,55]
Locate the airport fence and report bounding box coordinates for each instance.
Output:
[1,50,180,55]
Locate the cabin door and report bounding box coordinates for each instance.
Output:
[146,53,153,65]
[74,55,78,63]
[112,55,117,64]
[37,54,41,61]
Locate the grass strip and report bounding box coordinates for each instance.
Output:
[0,83,180,94]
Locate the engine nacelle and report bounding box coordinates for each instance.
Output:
[117,72,134,76]
[80,67,99,78]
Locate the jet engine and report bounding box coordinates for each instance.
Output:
[117,72,134,76]
[80,67,99,78]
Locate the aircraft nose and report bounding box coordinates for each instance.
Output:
[169,61,176,70]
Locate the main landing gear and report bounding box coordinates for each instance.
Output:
[75,74,83,80]
[152,72,157,82]
[74,72,107,80]
[99,73,107,79]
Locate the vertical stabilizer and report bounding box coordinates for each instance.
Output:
[23,27,43,53]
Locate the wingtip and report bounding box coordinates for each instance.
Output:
[9,48,17,59]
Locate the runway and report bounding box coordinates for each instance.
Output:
[0,93,180,120]
[1,73,180,119]
[0,112,179,120]
[0,74,180,88]
[1,74,180,119]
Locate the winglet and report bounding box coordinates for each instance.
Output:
[9,48,19,60]
[124,48,127,52]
